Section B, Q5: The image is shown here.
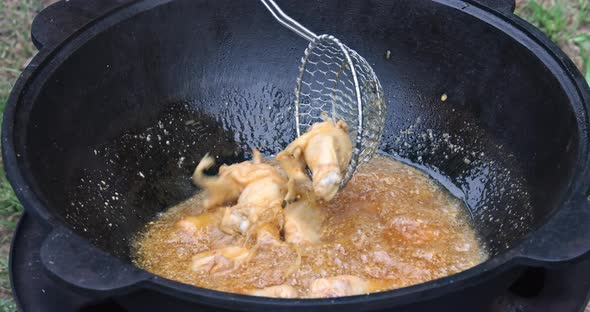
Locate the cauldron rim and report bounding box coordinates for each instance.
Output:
[4,0,590,308]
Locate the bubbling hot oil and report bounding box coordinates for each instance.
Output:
[133,156,487,297]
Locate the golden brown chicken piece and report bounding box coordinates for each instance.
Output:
[219,176,286,236]
[187,149,291,275]
[253,222,283,245]
[284,198,322,244]
[219,203,285,237]
[192,149,286,209]
[175,209,235,249]
[187,220,284,275]
[187,131,352,276]
[277,118,353,202]
[192,149,287,236]
[191,246,251,274]
[249,285,299,298]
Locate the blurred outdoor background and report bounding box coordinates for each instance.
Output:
[0,0,589,311]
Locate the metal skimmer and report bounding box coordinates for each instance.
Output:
[260,0,386,187]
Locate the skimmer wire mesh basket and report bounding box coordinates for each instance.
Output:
[261,0,386,186]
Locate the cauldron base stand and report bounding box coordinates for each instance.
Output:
[10,214,126,311]
[10,213,590,312]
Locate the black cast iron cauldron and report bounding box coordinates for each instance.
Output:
[4,0,590,311]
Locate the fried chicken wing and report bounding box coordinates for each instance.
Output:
[192,149,287,236]
[192,149,285,209]
[278,118,353,202]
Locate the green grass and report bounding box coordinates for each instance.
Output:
[0,1,40,310]
[519,0,569,42]
[572,32,590,83]
[516,0,590,84]
[0,171,22,312]
[0,170,23,227]
[0,258,15,312]
[0,0,42,102]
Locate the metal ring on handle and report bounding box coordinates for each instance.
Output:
[259,0,317,42]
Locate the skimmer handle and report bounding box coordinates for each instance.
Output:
[260,0,317,42]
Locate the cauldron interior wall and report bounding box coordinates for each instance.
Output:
[17,0,577,260]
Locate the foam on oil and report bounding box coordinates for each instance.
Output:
[133,155,487,297]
